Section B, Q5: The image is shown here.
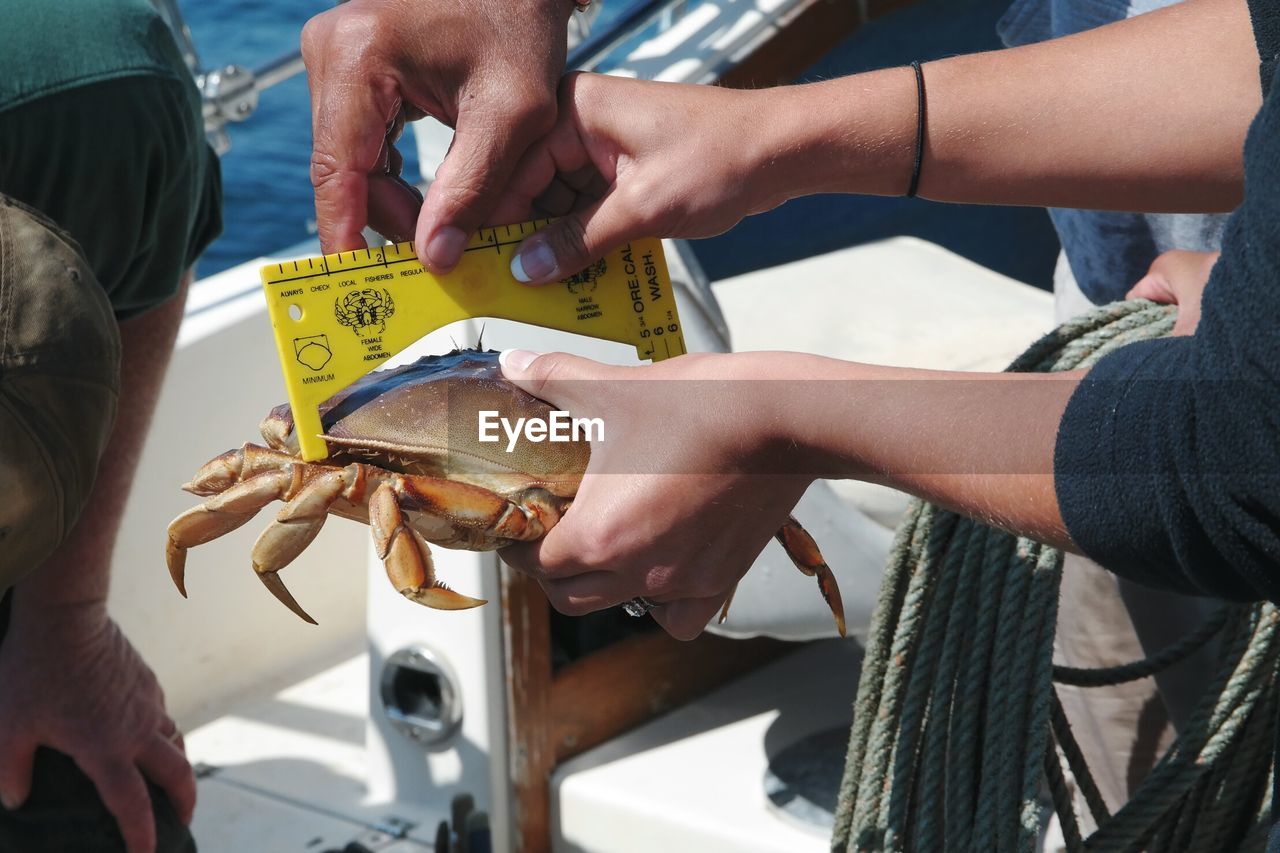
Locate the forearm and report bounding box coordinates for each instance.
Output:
[751,354,1080,549]
[751,0,1258,213]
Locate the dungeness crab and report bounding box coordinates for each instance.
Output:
[166,349,845,633]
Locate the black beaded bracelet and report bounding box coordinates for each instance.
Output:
[906,60,926,198]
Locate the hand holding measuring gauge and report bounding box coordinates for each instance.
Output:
[300,0,577,271]
[497,74,788,285]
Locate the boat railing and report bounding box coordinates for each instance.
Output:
[155,0,618,155]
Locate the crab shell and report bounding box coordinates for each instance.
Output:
[266,349,589,498]
[165,350,590,623]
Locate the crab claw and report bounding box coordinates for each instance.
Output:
[166,538,190,598]
[370,481,487,612]
[776,517,847,638]
[246,466,365,625]
[184,444,300,495]
[401,583,486,611]
[255,569,318,625]
[165,469,298,600]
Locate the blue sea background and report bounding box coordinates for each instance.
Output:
[181,0,1058,287]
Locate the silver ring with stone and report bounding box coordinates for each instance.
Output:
[622,596,658,618]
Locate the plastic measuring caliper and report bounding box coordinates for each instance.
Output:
[260,219,687,461]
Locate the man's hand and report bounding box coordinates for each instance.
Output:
[301,0,574,272]
[1127,249,1220,335]
[0,607,193,853]
[496,74,782,284]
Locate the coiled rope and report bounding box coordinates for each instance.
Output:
[830,300,1280,852]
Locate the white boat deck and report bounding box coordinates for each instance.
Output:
[187,654,427,851]
[186,638,863,853]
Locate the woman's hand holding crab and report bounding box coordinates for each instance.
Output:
[497,349,818,640]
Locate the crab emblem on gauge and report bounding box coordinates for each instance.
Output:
[335,288,396,335]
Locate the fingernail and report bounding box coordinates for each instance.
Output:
[1,791,18,811]
[510,238,558,283]
[499,349,540,374]
[426,226,468,271]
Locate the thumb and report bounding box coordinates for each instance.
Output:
[498,350,613,410]
[509,191,638,286]
[0,737,36,811]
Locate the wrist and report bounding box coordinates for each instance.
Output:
[740,353,882,481]
[9,589,108,643]
[9,556,110,637]
[757,70,919,201]
[721,352,829,480]
[733,88,800,214]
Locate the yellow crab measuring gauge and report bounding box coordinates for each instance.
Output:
[260,219,686,461]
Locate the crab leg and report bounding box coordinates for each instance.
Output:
[166,467,302,596]
[713,519,845,636]
[718,582,739,625]
[369,481,486,612]
[776,516,847,637]
[397,478,565,547]
[250,464,369,624]
[184,443,300,496]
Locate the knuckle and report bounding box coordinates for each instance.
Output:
[303,8,392,79]
[299,13,332,62]
[560,71,587,99]
[519,352,570,399]
[547,218,591,273]
[535,557,575,582]
[434,175,490,215]
[564,599,598,617]
[329,9,390,57]
[562,71,602,114]
[574,537,616,574]
[666,618,704,642]
[310,149,343,189]
[676,626,705,642]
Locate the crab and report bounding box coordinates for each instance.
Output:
[165,349,846,634]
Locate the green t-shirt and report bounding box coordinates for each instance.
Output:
[0,0,191,113]
[0,0,222,319]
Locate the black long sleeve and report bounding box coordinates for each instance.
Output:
[1054,62,1280,603]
